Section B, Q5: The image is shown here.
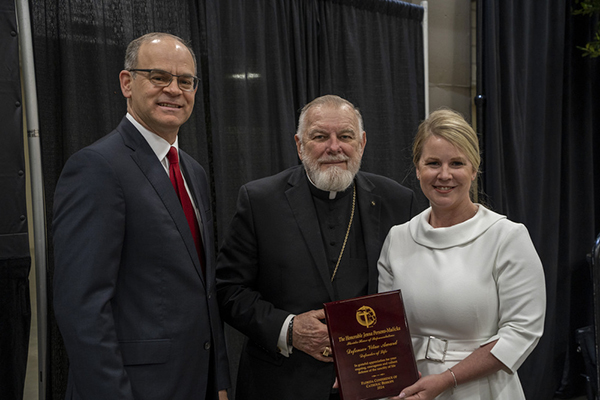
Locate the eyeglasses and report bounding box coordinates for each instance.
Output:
[128,69,199,92]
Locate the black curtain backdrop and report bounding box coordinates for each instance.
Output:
[479,0,600,398]
[30,1,424,398]
[0,0,31,399]
[206,0,425,237]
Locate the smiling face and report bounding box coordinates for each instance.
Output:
[416,135,477,218]
[119,36,197,143]
[295,103,366,191]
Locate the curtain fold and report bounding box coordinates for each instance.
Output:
[479,0,600,397]
[205,0,313,235]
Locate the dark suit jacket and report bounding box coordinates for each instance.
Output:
[216,165,418,399]
[53,117,230,400]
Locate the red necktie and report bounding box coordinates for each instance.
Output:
[167,147,205,275]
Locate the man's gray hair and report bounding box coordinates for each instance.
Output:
[124,32,197,74]
[296,95,364,141]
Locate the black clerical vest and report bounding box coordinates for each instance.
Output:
[309,182,368,301]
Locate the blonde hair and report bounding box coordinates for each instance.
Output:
[413,108,481,198]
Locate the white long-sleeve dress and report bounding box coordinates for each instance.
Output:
[378,205,546,399]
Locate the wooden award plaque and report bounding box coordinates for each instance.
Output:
[323,290,418,400]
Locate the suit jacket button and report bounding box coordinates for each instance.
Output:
[204,341,211,350]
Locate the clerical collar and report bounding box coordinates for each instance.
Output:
[306,172,354,200]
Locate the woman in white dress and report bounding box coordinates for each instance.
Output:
[378,109,546,400]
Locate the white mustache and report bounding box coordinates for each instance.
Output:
[318,155,349,163]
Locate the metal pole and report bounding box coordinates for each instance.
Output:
[15,0,47,399]
[420,1,429,117]
[475,0,485,137]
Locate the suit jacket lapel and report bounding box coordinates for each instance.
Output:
[355,173,382,294]
[285,168,335,300]
[117,118,205,284]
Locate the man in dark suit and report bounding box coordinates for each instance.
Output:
[216,95,419,399]
[52,32,229,400]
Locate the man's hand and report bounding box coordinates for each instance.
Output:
[218,389,228,400]
[292,309,333,362]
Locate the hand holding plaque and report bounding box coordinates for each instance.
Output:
[292,309,334,362]
[323,290,418,400]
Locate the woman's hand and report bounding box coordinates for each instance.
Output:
[388,371,453,400]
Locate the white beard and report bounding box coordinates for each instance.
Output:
[301,147,361,192]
